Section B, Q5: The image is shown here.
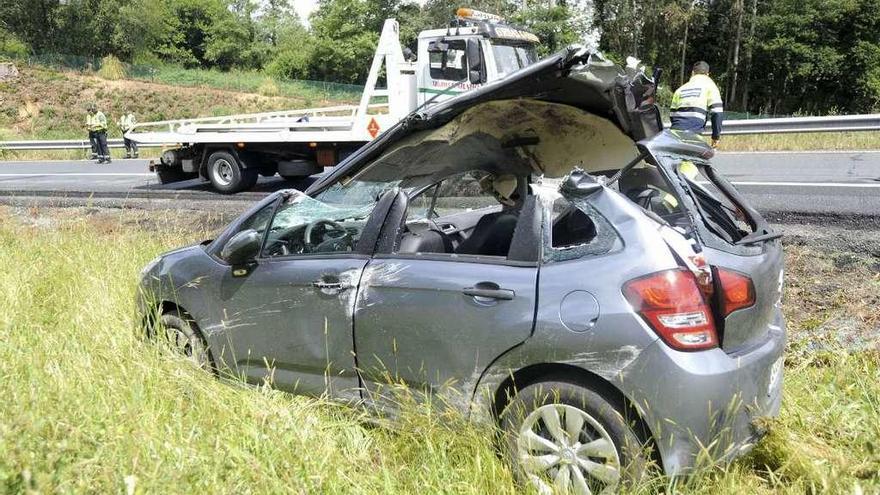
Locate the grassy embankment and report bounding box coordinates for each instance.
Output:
[0,206,877,493]
[0,65,355,161]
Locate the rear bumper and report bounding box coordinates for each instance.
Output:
[618,312,786,475]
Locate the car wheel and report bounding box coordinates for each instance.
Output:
[159,310,212,370]
[499,381,647,494]
[207,150,258,193]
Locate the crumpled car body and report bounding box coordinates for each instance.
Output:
[138,47,785,484]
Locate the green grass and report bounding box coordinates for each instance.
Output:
[0,207,877,493]
[131,65,363,104]
[719,131,880,152]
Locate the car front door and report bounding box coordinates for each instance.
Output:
[212,188,392,400]
[353,176,541,409]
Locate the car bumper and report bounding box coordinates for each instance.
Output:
[618,313,786,475]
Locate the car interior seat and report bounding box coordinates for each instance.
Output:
[454,174,520,257]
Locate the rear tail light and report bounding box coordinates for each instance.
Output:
[716,268,756,317]
[623,269,718,351]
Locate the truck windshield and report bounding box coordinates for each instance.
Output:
[491,42,538,78]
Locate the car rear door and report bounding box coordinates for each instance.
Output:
[643,143,784,352]
[352,190,541,408]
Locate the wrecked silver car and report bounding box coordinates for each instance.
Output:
[138,47,785,493]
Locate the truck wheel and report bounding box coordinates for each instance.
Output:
[207,150,258,193]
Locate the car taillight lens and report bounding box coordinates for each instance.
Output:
[623,269,718,351]
[716,268,756,316]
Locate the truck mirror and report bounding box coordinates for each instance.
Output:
[466,39,486,84]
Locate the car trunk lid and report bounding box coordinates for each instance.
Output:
[639,132,784,352]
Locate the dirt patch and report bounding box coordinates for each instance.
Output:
[0,66,345,140]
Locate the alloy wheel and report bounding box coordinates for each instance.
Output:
[517,403,621,495]
[164,325,210,369]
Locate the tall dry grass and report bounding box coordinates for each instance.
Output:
[0,207,877,493]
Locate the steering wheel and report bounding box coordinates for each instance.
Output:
[304,219,352,252]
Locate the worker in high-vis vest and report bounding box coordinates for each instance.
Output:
[86,103,111,163]
[86,104,99,160]
[118,109,138,159]
[670,61,723,148]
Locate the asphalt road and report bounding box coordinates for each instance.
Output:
[0,150,877,217]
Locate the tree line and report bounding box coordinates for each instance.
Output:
[1,0,878,115]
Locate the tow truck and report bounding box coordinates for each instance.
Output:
[127,9,540,193]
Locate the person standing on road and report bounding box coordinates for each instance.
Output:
[118,109,138,159]
[86,104,99,160]
[670,61,724,148]
[87,103,111,163]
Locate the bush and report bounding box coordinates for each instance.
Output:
[257,77,280,97]
[0,30,29,60]
[98,55,127,80]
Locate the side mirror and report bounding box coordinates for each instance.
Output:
[220,229,261,265]
[466,38,486,84]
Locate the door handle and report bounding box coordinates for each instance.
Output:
[313,281,343,289]
[463,287,515,300]
[312,276,348,294]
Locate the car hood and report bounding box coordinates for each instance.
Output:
[307,46,662,195]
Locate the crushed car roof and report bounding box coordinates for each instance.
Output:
[307,46,663,195]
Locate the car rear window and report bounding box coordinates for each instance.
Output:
[678,160,756,244]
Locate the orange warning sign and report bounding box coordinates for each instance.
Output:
[367,117,381,138]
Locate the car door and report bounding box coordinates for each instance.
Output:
[211,188,392,400]
[353,176,541,409]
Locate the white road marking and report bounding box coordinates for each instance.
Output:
[0,173,153,177]
[731,181,880,188]
[718,150,880,155]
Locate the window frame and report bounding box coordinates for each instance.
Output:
[376,177,542,267]
[428,39,469,82]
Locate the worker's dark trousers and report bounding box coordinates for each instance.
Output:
[96,131,111,162]
[88,130,98,159]
[123,137,138,158]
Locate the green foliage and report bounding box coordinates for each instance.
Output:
[0,29,29,59]
[510,2,586,56]
[3,0,880,113]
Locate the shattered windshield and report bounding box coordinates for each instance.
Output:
[259,180,398,257]
[269,191,375,231]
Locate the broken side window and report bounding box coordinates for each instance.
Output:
[542,193,621,263]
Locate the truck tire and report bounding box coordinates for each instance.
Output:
[206,150,258,194]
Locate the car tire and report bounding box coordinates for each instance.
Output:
[159,309,212,371]
[206,150,258,193]
[499,381,648,494]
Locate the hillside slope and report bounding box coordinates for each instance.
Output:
[0,66,352,141]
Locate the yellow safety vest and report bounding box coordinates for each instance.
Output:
[119,113,136,131]
[88,111,107,132]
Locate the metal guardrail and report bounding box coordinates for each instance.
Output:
[0,139,127,151]
[3,114,880,151]
[710,114,880,135]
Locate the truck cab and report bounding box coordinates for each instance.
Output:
[416,9,539,106]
